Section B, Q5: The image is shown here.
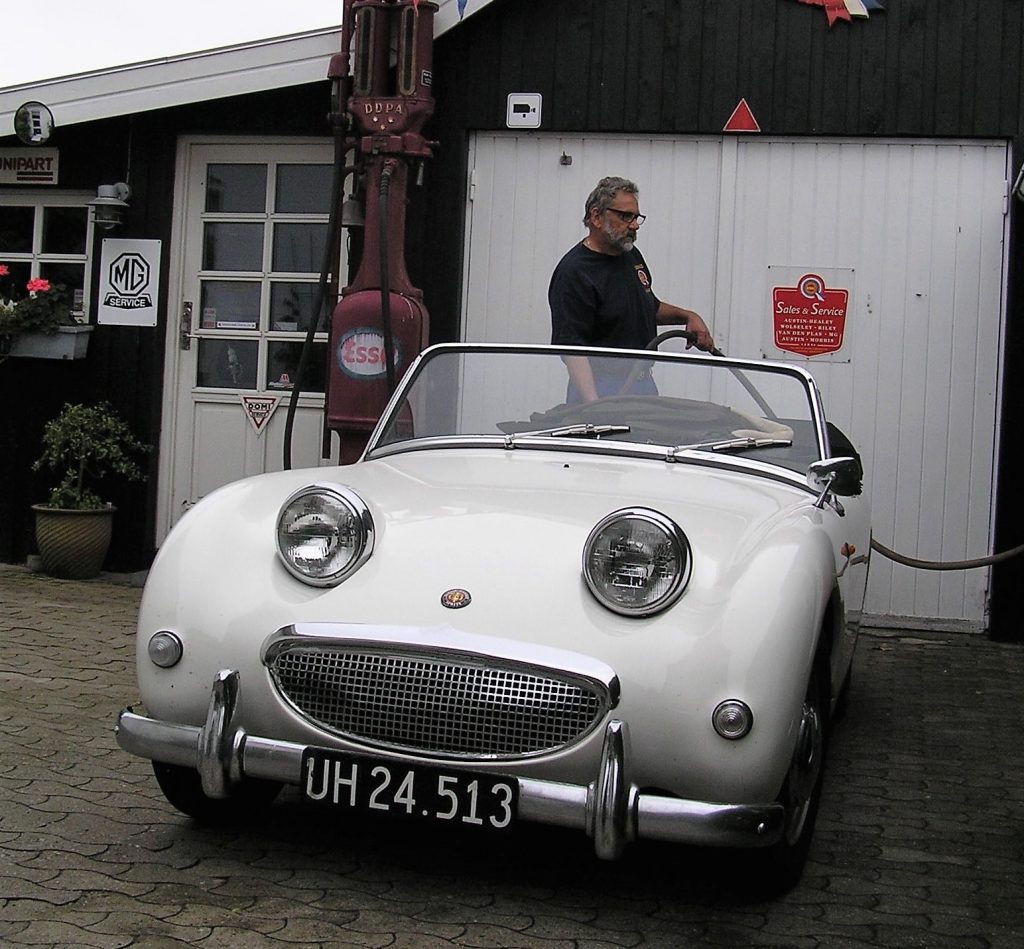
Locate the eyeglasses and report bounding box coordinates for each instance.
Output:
[605,207,646,225]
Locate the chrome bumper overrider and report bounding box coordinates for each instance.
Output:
[115,669,784,857]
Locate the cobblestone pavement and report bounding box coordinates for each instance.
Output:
[1,565,1022,948]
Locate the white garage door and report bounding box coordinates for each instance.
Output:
[462,132,1009,631]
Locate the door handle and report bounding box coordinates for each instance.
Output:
[180,301,193,351]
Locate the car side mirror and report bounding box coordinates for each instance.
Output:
[807,456,863,500]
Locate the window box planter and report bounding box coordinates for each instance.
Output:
[1,324,93,360]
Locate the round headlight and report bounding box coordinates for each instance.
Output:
[276,483,374,586]
[583,507,691,616]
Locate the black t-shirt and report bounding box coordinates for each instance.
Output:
[548,242,661,349]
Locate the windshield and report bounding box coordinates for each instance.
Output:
[369,346,826,475]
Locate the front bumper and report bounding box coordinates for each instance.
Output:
[116,669,784,858]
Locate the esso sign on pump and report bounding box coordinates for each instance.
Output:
[326,288,428,463]
[338,328,401,378]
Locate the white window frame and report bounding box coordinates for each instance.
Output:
[0,189,97,321]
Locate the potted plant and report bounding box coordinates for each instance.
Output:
[0,266,91,360]
[31,402,151,579]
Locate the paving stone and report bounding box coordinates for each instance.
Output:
[2,565,1023,947]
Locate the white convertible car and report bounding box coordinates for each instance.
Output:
[116,340,870,892]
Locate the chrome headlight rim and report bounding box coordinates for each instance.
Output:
[582,506,692,617]
[712,699,754,740]
[275,482,374,587]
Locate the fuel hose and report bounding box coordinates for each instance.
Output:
[869,538,1024,570]
[644,329,1024,571]
[282,124,347,471]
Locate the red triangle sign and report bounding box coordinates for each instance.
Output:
[723,98,761,133]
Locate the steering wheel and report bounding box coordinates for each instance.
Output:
[615,330,780,422]
[615,329,705,396]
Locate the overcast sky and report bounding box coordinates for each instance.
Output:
[0,1,344,88]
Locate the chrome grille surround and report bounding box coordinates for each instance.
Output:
[264,627,617,761]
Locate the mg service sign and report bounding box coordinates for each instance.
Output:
[97,239,161,326]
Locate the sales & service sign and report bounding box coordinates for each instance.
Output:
[771,273,849,358]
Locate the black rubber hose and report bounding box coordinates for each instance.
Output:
[870,538,1024,570]
[283,128,347,470]
[377,162,397,394]
[642,331,1024,571]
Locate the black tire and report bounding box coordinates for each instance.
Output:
[740,659,828,897]
[152,761,282,822]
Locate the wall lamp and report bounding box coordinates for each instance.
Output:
[89,182,131,230]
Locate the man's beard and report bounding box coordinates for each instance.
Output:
[601,221,634,254]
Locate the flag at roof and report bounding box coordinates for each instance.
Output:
[795,0,884,26]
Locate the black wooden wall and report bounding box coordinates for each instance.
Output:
[429,0,1023,136]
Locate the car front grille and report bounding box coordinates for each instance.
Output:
[267,645,610,759]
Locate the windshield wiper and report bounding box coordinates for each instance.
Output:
[667,436,792,461]
[505,423,631,448]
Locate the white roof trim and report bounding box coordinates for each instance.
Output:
[1,0,492,132]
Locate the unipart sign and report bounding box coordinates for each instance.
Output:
[337,328,401,379]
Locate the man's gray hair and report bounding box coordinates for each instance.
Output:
[583,176,639,225]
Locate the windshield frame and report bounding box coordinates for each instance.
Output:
[363,342,830,476]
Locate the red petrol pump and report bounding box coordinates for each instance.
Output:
[325,0,436,463]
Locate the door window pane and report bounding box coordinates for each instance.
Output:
[270,282,326,333]
[275,164,333,213]
[196,338,258,389]
[267,341,327,392]
[42,206,88,254]
[203,222,264,272]
[272,223,328,273]
[205,164,267,213]
[0,206,34,253]
[200,280,261,330]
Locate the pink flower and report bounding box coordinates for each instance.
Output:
[26,278,50,293]
[0,264,9,277]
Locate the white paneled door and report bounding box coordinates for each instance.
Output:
[158,138,341,541]
[463,132,1009,630]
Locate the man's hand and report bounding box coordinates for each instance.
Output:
[656,304,715,351]
[681,310,714,351]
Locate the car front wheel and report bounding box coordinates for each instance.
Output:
[152,761,282,821]
[741,658,828,896]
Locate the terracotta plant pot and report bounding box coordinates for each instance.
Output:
[32,504,116,579]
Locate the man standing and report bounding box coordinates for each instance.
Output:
[549,175,714,402]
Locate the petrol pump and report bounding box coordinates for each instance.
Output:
[325,0,437,463]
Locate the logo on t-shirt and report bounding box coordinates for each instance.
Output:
[635,266,650,289]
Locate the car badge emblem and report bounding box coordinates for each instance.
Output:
[441,588,472,609]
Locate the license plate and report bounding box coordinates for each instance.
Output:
[301,747,518,831]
